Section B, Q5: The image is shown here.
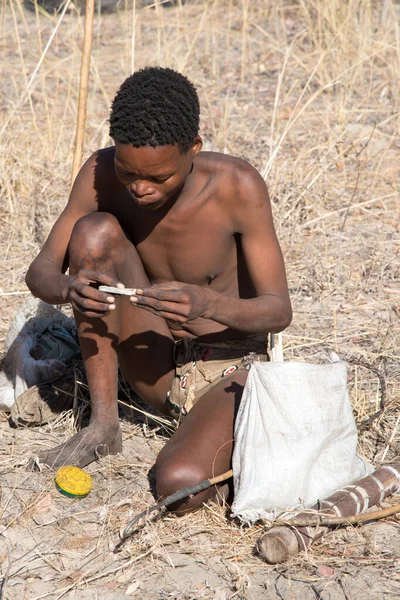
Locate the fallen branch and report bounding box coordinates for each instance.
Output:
[348,356,387,431]
[115,468,233,551]
[280,501,400,527]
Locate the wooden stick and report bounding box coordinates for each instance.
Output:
[70,0,95,189]
[116,468,233,549]
[279,502,400,527]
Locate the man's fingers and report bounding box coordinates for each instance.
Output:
[135,287,185,303]
[79,270,120,288]
[73,272,124,305]
[131,295,189,317]
[70,291,116,315]
[131,303,187,324]
[74,282,115,304]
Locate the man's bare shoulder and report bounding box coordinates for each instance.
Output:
[82,146,116,183]
[70,146,122,208]
[198,151,264,187]
[197,151,268,209]
[197,150,252,172]
[93,145,116,164]
[71,146,116,190]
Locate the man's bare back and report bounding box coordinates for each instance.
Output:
[25,67,291,513]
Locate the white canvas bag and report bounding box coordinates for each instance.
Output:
[231,360,371,523]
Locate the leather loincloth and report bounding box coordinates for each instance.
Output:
[166,335,269,421]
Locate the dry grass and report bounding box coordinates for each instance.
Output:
[0,0,399,598]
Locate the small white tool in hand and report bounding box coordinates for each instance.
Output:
[99,285,137,296]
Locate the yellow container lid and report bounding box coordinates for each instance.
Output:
[55,466,93,498]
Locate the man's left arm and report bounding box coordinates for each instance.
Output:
[130,163,292,335]
[202,164,292,333]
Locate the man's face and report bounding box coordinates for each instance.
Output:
[114,140,201,211]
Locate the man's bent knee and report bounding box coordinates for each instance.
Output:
[69,213,125,266]
[155,460,210,514]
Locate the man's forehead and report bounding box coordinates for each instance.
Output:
[114,143,183,170]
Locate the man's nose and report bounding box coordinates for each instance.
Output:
[130,181,153,197]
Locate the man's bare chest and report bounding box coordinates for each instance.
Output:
[137,212,236,286]
[112,197,236,287]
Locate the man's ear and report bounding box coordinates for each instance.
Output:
[191,135,202,157]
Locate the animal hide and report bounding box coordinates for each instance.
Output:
[0,296,80,411]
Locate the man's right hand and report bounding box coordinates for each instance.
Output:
[66,269,124,317]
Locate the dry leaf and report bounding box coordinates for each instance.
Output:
[125,580,141,595]
[34,493,52,514]
[317,565,335,578]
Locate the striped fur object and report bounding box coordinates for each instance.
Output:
[257,461,400,564]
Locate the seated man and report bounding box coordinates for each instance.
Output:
[26,67,292,512]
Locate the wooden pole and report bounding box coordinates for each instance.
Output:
[117,468,234,548]
[70,0,96,189]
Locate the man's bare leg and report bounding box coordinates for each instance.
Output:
[155,369,248,513]
[36,213,175,469]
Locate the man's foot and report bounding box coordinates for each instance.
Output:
[29,423,123,470]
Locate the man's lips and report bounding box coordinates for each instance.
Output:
[133,197,164,209]
[130,192,158,203]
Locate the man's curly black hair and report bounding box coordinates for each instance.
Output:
[109,67,200,153]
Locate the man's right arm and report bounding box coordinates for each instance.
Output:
[26,152,100,305]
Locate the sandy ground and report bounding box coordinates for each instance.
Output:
[1,1,400,598]
[2,417,400,600]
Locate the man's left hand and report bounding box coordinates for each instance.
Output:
[130,282,212,324]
